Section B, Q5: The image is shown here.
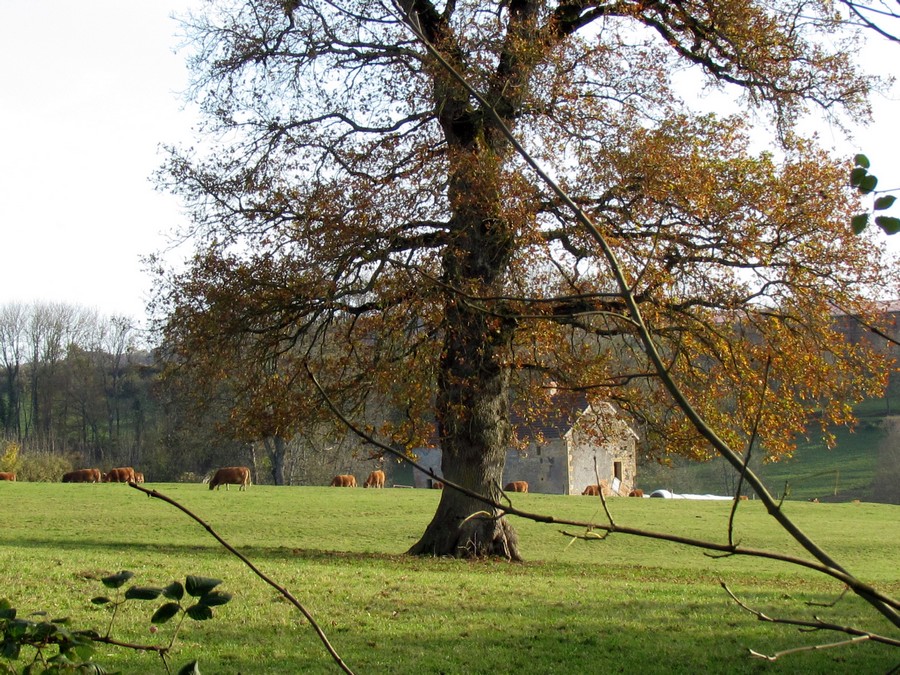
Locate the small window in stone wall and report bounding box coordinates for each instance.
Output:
[614,461,623,481]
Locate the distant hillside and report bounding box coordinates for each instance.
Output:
[637,416,899,504]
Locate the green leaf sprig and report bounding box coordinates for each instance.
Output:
[850,154,900,235]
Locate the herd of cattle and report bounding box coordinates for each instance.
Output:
[0,468,146,483]
[329,470,386,488]
[0,468,643,496]
[328,476,644,497]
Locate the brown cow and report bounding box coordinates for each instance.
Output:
[431,480,444,489]
[105,467,136,483]
[582,480,610,496]
[209,466,251,491]
[62,468,102,483]
[364,470,385,488]
[134,472,145,484]
[330,474,357,487]
[0,472,16,481]
[628,489,644,497]
[504,480,528,493]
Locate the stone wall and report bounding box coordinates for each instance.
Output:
[411,403,638,495]
[502,438,569,493]
[567,404,637,496]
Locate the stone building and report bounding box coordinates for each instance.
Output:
[411,401,638,495]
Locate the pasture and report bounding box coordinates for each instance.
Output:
[0,482,897,673]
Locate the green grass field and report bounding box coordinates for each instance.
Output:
[1,482,897,674]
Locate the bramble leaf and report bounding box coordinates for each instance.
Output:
[849,166,868,187]
[185,576,221,598]
[851,213,869,234]
[66,641,97,662]
[101,571,134,589]
[198,591,231,607]
[0,599,16,619]
[873,195,896,211]
[125,586,163,601]
[185,604,213,621]
[875,215,900,235]
[151,602,182,624]
[162,581,185,601]
[858,174,879,194]
[2,640,21,659]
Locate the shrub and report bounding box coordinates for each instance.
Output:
[15,452,72,483]
[0,441,22,475]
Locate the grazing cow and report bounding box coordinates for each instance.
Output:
[330,474,357,487]
[583,480,610,496]
[209,466,251,491]
[62,468,102,483]
[738,495,749,501]
[104,467,136,483]
[0,472,16,481]
[628,489,644,497]
[134,472,145,484]
[364,470,385,488]
[431,480,444,489]
[504,480,528,493]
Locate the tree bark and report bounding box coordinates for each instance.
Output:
[406,316,521,558]
[408,187,521,557]
[264,435,288,485]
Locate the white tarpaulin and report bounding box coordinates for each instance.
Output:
[649,489,734,500]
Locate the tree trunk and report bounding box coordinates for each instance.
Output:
[264,435,288,485]
[407,444,521,559]
[408,233,521,559]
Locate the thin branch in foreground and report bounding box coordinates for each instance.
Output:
[71,633,172,674]
[721,581,900,654]
[559,529,609,542]
[749,635,872,662]
[728,355,772,547]
[126,482,355,675]
[591,456,616,526]
[808,586,851,608]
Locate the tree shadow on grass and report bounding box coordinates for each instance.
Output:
[92,586,896,675]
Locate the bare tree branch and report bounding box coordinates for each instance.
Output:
[127,482,355,675]
[721,582,900,656]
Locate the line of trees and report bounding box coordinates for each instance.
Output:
[2,296,894,489]
[0,301,370,484]
[0,302,151,466]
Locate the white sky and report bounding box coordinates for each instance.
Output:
[1,2,898,325]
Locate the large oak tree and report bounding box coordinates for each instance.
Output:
[155,0,894,559]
